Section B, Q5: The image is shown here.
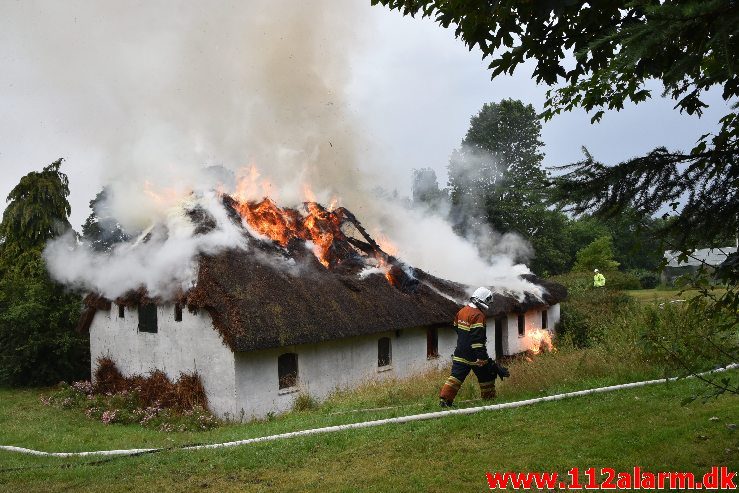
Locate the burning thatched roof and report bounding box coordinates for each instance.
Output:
[182,250,566,353]
[78,195,567,352]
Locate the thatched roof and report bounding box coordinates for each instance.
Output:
[180,247,567,352]
[78,198,567,353]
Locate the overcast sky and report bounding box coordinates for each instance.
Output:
[0,1,732,229]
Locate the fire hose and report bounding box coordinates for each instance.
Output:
[1,363,736,458]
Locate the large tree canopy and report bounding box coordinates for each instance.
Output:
[372,0,738,252]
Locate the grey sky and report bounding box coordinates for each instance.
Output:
[0,1,731,229]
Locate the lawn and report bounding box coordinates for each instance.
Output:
[1,358,737,492]
[625,287,727,304]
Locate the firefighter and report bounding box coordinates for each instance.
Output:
[439,286,498,408]
[593,269,606,288]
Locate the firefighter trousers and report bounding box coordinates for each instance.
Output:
[439,358,496,403]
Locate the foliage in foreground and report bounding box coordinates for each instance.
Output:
[552,279,738,401]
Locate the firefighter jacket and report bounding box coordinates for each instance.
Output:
[452,303,489,364]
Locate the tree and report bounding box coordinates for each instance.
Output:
[0,159,88,386]
[448,99,547,236]
[447,99,570,274]
[573,236,620,273]
[411,168,449,212]
[372,0,738,258]
[81,187,128,252]
[0,158,71,253]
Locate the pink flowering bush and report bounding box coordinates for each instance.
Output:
[40,380,220,432]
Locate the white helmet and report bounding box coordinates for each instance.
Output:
[594,269,599,273]
[471,286,493,310]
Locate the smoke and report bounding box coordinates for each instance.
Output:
[45,192,246,300]
[12,0,542,299]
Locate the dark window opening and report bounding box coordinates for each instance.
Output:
[278,353,298,389]
[494,317,504,357]
[517,314,525,337]
[118,304,125,319]
[138,303,158,333]
[378,337,392,367]
[426,328,439,359]
[174,303,183,322]
[541,310,548,330]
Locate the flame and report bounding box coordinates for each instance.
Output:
[375,232,398,257]
[528,328,554,355]
[228,170,404,286]
[234,166,274,203]
[231,196,345,269]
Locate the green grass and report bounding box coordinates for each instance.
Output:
[1,352,737,492]
[625,288,727,303]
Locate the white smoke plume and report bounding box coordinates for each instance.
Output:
[45,191,246,300]
[15,0,543,300]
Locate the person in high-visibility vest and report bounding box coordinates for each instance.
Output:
[593,269,606,287]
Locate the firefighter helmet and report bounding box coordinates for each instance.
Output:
[471,286,493,310]
[594,269,599,273]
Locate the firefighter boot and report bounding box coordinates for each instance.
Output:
[439,375,462,407]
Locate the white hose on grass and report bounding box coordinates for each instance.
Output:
[2,363,736,458]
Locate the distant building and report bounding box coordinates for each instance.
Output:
[661,247,737,285]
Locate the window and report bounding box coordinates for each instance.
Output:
[174,303,183,322]
[138,303,158,333]
[118,304,125,319]
[541,310,548,330]
[426,328,439,358]
[278,353,298,389]
[517,314,525,337]
[378,337,392,367]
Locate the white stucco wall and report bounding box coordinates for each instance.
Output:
[89,301,560,420]
[234,326,457,419]
[89,305,238,418]
[500,303,561,355]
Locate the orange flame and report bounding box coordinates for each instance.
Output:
[231,197,344,269]
[528,328,554,355]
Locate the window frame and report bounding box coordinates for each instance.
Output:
[541,309,548,330]
[517,313,525,337]
[138,303,158,334]
[277,352,299,390]
[426,327,439,359]
[118,304,125,319]
[378,337,392,368]
[174,303,183,322]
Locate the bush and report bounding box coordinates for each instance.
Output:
[0,249,89,386]
[603,271,641,290]
[94,358,208,411]
[628,269,660,289]
[40,359,219,432]
[556,288,634,348]
[292,392,317,412]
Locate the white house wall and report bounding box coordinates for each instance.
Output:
[235,326,457,419]
[89,305,238,418]
[88,302,560,420]
[500,304,561,355]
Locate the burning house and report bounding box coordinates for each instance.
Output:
[78,194,567,420]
